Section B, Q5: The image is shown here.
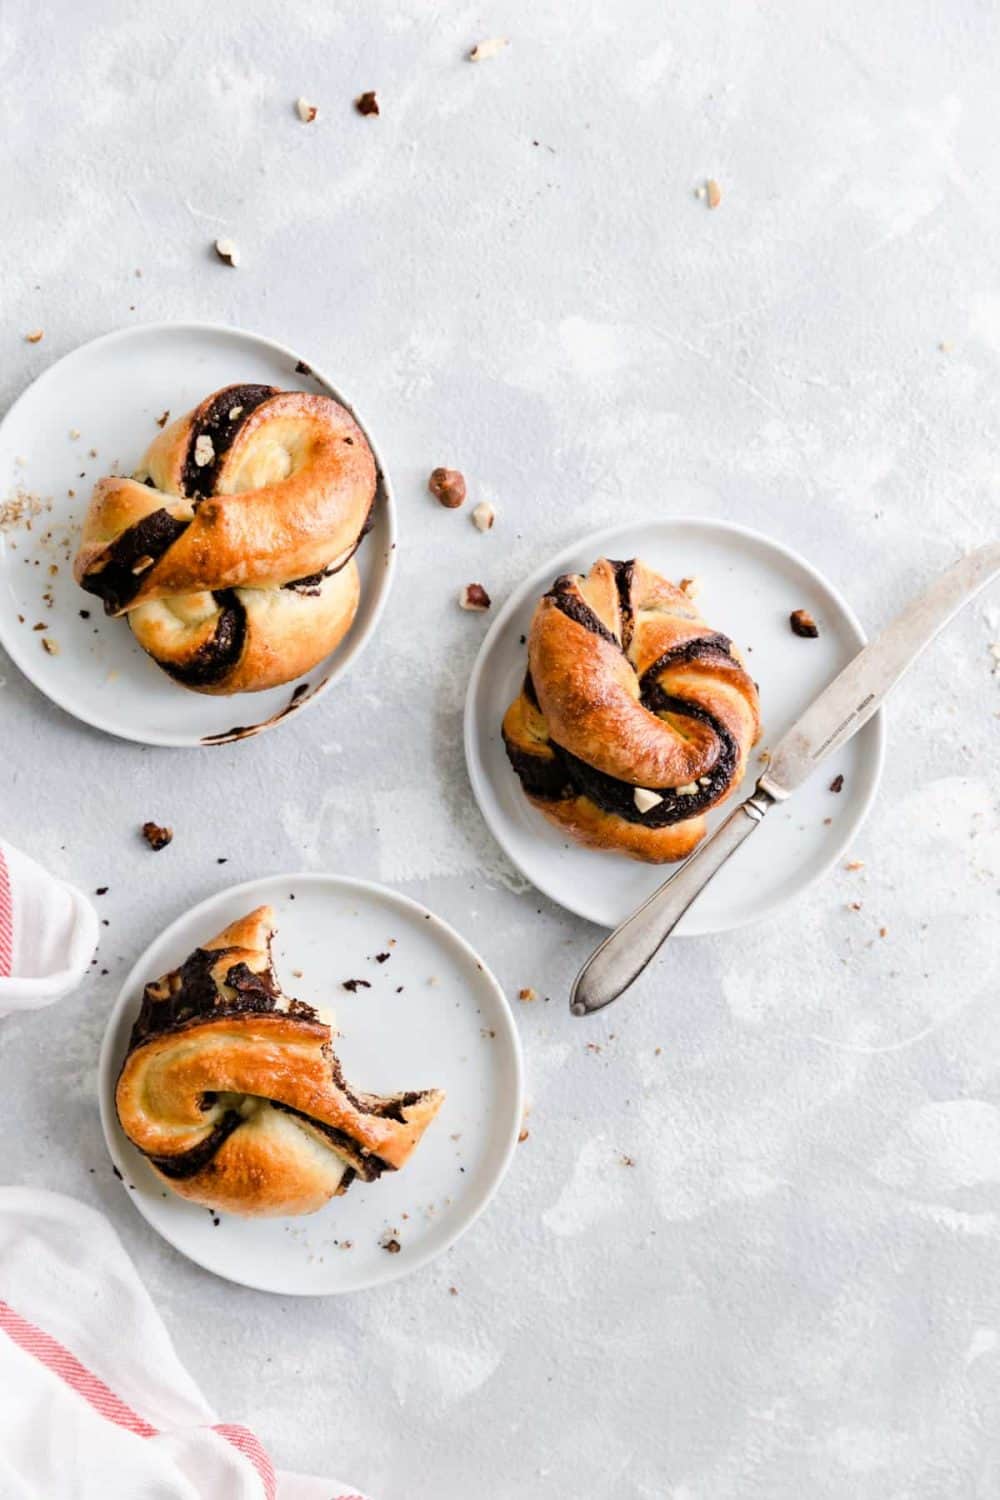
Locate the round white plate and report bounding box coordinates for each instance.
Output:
[0,322,396,747]
[464,511,886,933]
[98,874,523,1294]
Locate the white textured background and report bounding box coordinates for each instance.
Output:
[3,2,1000,1495]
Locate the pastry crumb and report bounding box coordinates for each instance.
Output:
[24,329,44,343]
[829,774,845,794]
[355,90,379,116]
[518,986,538,1002]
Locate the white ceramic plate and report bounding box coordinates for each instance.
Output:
[0,322,395,747]
[98,874,523,1294]
[465,512,885,933]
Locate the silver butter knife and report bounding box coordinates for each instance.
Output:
[571,542,1000,1017]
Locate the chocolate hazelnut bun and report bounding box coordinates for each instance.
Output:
[502,558,761,863]
[115,906,444,1218]
[73,385,377,694]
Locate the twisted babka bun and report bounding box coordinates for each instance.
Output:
[73,384,377,694]
[115,906,444,1217]
[502,558,760,863]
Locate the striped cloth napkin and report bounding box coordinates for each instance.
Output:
[0,1188,369,1499]
[0,838,99,1015]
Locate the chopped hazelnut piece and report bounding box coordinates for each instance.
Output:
[141,821,173,851]
[428,467,466,508]
[296,97,318,123]
[790,608,819,638]
[24,329,43,344]
[40,637,59,655]
[675,781,699,796]
[829,773,845,794]
[518,987,538,1003]
[214,238,240,267]
[194,434,215,468]
[355,91,379,116]
[469,37,509,61]
[705,178,722,209]
[633,787,663,814]
[459,583,491,611]
[471,501,495,531]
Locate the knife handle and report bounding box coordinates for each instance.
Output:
[569,785,776,1016]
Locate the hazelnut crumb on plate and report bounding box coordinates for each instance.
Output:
[141,821,173,851]
[790,608,819,638]
[460,583,491,611]
[429,467,466,508]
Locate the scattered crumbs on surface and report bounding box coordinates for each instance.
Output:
[449,1285,458,1296]
[585,1041,602,1054]
[518,1128,530,1143]
[95,886,108,896]
[459,582,491,611]
[823,816,833,826]
[155,409,170,428]
[296,97,319,123]
[654,1047,662,1056]
[355,90,379,116]
[845,861,864,872]
[291,968,304,979]
[849,901,863,912]
[480,1027,496,1039]
[380,1232,402,1254]
[294,359,312,375]
[879,926,888,938]
[621,1154,636,1167]
[24,329,43,343]
[374,951,390,963]
[518,986,538,1003]
[40,636,59,655]
[0,489,49,532]
[395,985,404,993]
[342,978,371,992]
[705,178,722,209]
[829,774,845,794]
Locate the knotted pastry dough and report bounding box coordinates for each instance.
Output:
[115,907,444,1217]
[502,558,761,863]
[73,384,377,694]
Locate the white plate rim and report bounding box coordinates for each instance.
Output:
[463,515,887,933]
[0,319,397,748]
[97,871,525,1295]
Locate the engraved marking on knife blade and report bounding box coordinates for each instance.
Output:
[810,693,876,761]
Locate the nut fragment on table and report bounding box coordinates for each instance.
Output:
[459,583,491,611]
[471,501,495,531]
[705,178,722,209]
[355,90,379,116]
[214,238,240,267]
[296,97,318,123]
[429,467,466,508]
[24,329,44,343]
[141,821,173,851]
[469,37,509,61]
[518,986,538,1003]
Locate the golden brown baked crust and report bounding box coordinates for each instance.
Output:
[502,558,761,863]
[73,385,377,694]
[115,906,444,1218]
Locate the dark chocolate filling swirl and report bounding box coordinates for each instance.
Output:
[125,947,425,1184]
[181,383,277,499]
[506,570,743,827]
[155,590,248,687]
[81,508,189,613]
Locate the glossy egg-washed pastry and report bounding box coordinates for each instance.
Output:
[73,384,377,694]
[115,907,444,1217]
[502,558,761,863]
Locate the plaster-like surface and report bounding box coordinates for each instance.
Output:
[3,2,1000,1495]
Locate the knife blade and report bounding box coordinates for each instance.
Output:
[570,542,1000,1017]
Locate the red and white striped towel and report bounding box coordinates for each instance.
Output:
[0,1188,368,1499]
[0,839,99,1015]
